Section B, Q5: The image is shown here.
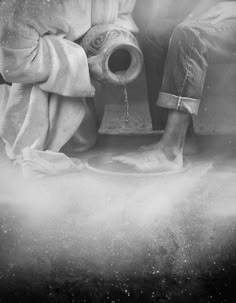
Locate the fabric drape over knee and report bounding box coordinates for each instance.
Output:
[0,0,137,177]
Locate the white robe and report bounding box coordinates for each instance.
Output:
[0,0,137,177]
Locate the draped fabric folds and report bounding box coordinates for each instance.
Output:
[0,0,137,177]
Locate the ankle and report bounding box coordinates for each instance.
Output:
[159,140,183,161]
[158,110,190,154]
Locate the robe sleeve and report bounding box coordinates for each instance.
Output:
[117,0,139,32]
[91,0,138,32]
[0,13,95,98]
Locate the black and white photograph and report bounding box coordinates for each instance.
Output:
[1,0,236,302]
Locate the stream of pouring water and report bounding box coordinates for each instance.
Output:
[116,75,129,125]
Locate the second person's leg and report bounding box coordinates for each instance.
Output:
[114,18,236,171]
[141,19,176,130]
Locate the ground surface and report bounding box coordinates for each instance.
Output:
[1,134,236,303]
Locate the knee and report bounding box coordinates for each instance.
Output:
[171,23,196,47]
[170,22,208,60]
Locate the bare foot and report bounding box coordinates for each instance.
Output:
[112,143,183,172]
[138,137,199,155]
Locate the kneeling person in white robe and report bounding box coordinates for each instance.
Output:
[0,0,137,177]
